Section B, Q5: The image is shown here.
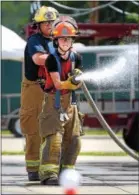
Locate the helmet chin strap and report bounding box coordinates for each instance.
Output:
[58,41,73,56]
[58,46,69,56]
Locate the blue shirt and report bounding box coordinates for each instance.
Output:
[24,33,51,81]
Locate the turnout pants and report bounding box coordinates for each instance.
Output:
[20,77,44,172]
[39,93,81,181]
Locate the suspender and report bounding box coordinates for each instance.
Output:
[69,52,76,105]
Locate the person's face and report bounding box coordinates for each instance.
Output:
[58,37,73,52]
[40,21,54,36]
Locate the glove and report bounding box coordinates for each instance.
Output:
[60,76,80,90]
[60,69,83,90]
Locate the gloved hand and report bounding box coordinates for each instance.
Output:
[60,68,83,90]
[61,77,80,90]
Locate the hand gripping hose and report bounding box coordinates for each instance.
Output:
[81,81,139,161]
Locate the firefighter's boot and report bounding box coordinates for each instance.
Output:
[41,176,59,185]
[28,171,40,181]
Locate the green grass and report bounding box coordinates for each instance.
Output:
[2,151,25,155]
[1,129,122,136]
[84,129,122,136]
[2,151,127,156]
[1,130,12,135]
[79,151,127,156]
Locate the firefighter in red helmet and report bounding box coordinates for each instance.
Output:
[39,18,83,185]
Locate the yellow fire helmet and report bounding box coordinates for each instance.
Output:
[33,6,59,23]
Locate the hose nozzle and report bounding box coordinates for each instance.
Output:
[70,69,83,85]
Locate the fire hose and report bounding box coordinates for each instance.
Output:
[71,70,138,161]
[81,81,139,161]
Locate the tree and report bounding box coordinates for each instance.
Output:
[126,13,139,23]
[1,0,138,39]
[1,1,30,35]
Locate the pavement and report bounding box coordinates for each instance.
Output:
[1,135,139,194]
[1,155,138,194]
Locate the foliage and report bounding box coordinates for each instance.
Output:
[99,1,139,23]
[126,13,139,23]
[1,1,30,35]
[1,1,138,36]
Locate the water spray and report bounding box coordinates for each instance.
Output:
[76,46,138,86]
[76,56,127,84]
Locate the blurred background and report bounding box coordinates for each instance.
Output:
[1,0,139,138]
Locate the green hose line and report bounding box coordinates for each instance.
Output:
[81,82,139,161]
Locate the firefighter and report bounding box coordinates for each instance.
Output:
[20,6,59,181]
[39,18,83,185]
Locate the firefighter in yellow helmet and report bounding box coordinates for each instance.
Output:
[20,6,59,181]
[39,17,83,185]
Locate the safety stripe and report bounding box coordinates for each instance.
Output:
[39,164,59,174]
[26,160,40,167]
[61,165,75,169]
[40,138,47,162]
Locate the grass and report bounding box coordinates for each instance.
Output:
[1,129,122,136]
[2,151,25,155]
[79,151,127,156]
[1,130,12,135]
[83,129,122,136]
[2,151,127,156]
